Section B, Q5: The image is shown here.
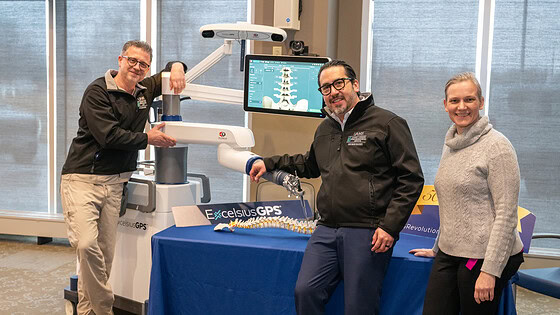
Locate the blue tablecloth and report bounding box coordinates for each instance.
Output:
[148,225,515,315]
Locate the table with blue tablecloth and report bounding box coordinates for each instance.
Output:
[148,225,516,315]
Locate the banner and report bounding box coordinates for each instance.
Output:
[403,185,536,253]
[172,199,312,227]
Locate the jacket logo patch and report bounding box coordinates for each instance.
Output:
[347,131,366,146]
[137,96,148,109]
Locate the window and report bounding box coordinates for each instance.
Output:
[158,0,248,203]
[370,0,479,184]
[0,1,48,211]
[490,0,560,249]
[1,0,248,214]
[369,0,559,250]
[56,0,140,212]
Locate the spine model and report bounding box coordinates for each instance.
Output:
[214,216,317,235]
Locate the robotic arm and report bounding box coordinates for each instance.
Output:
[159,121,305,201]
[155,23,304,204]
[161,22,287,105]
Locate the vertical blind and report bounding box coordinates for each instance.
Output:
[489,0,560,248]
[56,0,141,212]
[0,1,48,211]
[159,0,247,203]
[371,0,559,248]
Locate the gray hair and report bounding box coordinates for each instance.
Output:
[444,72,482,100]
[121,40,153,61]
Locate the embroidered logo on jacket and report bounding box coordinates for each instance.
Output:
[347,131,366,146]
[137,96,148,109]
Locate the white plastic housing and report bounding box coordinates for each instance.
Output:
[217,143,261,174]
[161,121,255,148]
[109,181,200,303]
[200,22,287,41]
[274,0,301,30]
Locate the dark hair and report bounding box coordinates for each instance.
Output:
[317,59,357,86]
[121,40,153,62]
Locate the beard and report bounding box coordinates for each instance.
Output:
[332,104,349,116]
[328,95,350,116]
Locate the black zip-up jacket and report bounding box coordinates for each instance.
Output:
[263,94,424,239]
[62,62,186,175]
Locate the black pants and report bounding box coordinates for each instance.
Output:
[423,250,523,315]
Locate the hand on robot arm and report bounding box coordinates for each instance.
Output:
[147,122,176,147]
[169,63,186,94]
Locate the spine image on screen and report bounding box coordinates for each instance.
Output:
[244,55,330,118]
[263,67,308,111]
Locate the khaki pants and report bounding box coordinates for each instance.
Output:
[60,172,131,315]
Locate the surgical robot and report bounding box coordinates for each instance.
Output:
[105,23,305,311]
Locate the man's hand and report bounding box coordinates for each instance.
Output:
[169,63,186,94]
[409,248,436,257]
[474,271,495,304]
[249,160,267,182]
[147,122,176,147]
[371,227,394,253]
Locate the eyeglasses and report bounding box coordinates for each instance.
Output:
[318,78,352,96]
[121,56,150,70]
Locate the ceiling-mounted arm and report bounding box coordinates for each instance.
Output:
[161,23,287,105]
[188,22,286,83]
[185,39,234,84]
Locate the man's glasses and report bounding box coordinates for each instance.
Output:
[318,78,352,96]
[121,56,150,70]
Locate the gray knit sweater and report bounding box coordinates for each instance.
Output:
[433,116,524,277]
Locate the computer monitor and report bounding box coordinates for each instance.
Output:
[243,54,330,118]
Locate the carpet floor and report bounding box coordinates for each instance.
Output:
[0,234,558,315]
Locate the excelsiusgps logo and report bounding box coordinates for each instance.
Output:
[118,220,148,230]
[204,205,283,221]
[196,200,309,224]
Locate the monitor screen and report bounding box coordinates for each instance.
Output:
[243,54,330,118]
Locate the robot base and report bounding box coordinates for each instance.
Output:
[110,180,200,307]
[64,278,143,315]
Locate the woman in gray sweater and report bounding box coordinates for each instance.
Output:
[410,72,524,314]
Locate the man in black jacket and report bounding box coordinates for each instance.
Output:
[60,40,186,315]
[249,60,424,314]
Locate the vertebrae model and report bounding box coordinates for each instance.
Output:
[262,67,308,111]
[214,216,317,235]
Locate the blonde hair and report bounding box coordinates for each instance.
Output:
[444,72,482,100]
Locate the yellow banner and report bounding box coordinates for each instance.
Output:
[517,206,531,233]
[412,185,438,214]
[410,185,530,233]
